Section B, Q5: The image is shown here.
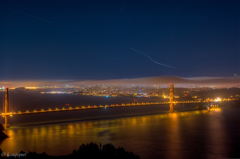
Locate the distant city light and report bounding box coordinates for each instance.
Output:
[215,97,222,102]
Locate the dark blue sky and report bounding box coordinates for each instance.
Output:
[0,0,239,80]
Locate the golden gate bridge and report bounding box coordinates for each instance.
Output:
[0,84,220,129]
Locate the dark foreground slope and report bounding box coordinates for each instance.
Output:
[0,142,140,159]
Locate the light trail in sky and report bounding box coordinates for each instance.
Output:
[90,53,172,74]
[129,47,175,68]
[119,6,125,13]
[1,5,52,23]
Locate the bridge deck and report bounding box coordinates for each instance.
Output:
[0,101,218,116]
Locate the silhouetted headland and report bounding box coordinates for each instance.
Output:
[0,123,8,140]
[0,142,140,159]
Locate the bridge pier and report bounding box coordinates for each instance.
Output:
[169,84,174,113]
[4,88,10,129]
[169,103,174,113]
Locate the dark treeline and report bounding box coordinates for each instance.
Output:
[0,142,140,159]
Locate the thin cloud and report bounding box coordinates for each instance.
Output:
[1,76,239,87]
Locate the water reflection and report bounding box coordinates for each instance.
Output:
[1,108,240,159]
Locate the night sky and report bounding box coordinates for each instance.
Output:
[0,0,239,81]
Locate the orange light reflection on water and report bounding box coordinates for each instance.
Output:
[0,108,226,158]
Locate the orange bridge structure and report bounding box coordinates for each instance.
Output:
[1,84,219,129]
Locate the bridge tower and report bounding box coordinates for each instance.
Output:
[4,87,10,128]
[169,84,174,113]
